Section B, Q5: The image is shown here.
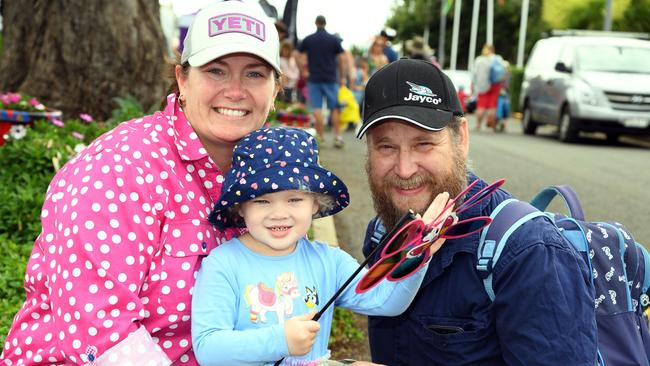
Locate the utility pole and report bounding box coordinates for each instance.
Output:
[604,0,613,31]
[468,0,480,71]
[450,0,462,70]
[438,0,447,68]
[486,0,494,45]
[424,0,432,45]
[516,0,529,68]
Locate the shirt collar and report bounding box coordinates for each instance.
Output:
[164,93,211,162]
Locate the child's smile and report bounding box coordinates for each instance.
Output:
[238,190,319,256]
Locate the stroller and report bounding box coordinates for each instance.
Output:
[494,88,511,133]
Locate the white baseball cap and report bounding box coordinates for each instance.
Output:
[180,1,281,74]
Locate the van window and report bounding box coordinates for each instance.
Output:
[558,46,574,70]
[527,40,561,71]
[576,45,650,73]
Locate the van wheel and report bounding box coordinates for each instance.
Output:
[559,108,578,143]
[606,133,620,144]
[522,104,537,135]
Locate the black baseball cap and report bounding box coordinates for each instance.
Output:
[356,58,464,138]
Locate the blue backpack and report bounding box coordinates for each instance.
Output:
[489,56,506,84]
[477,185,650,366]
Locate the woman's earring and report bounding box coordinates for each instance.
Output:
[179,93,186,108]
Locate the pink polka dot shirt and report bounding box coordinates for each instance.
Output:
[1,94,242,365]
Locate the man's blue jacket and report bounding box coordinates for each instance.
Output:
[362,174,598,365]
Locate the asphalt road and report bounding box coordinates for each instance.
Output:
[318,116,650,261]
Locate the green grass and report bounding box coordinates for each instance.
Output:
[0,236,33,339]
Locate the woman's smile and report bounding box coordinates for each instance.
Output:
[215,107,249,117]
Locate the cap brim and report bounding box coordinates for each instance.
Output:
[187,41,281,74]
[356,104,453,138]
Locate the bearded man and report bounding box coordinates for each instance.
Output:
[356,59,597,366]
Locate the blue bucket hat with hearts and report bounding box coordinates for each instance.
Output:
[209,127,350,230]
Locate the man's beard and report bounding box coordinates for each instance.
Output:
[367,146,467,231]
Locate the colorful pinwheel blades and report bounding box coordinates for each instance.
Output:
[356,221,424,292]
[356,253,404,292]
[355,179,505,294]
[387,249,431,281]
[454,178,505,215]
[442,216,492,239]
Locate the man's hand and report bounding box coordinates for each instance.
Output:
[419,192,453,255]
[421,191,451,223]
[284,312,320,356]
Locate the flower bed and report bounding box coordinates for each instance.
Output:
[0,92,62,145]
[271,101,312,129]
[276,110,311,128]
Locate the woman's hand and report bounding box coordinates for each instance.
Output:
[284,312,320,356]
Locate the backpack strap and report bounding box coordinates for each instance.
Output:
[369,217,387,248]
[477,199,545,301]
[530,185,585,221]
[637,243,650,308]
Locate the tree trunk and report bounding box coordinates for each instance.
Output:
[0,0,167,120]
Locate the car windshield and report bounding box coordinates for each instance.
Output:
[576,45,650,73]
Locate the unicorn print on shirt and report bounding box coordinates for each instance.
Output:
[244,272,301,324]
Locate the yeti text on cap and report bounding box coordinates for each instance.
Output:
[209,13,266,41]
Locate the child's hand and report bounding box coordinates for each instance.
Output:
[284,312,321,356]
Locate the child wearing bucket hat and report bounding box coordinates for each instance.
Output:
[191,127,448,365]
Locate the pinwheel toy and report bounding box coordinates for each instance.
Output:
[355,178,504,293]
[273,178,504,366]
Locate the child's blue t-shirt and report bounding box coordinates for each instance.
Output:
[192,237,429,365]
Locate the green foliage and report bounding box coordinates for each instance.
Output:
[386,0,550,68]
[615,0,650,33]
[0,234,33,339]
[0,119,110,244]
[509,66,525,113]
[564,0,607,30]
[329,307,364,346]
[350,45,366,57]
[106,95,149,126]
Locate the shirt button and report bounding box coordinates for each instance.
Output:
[201,242,207,250]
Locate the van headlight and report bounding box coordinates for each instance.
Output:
[575,80,598,106]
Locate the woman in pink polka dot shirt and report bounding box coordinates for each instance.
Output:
[0,2,282,365]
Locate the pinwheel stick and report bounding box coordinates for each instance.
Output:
[273,211,415,366]
[313,210,416,321]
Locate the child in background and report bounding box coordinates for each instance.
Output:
[191,127,450,365]
[457,84,468,113]
[280,40,300,103]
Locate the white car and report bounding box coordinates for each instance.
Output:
[443,69,476,113]
[520,32,650,142]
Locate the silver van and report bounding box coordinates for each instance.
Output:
[519,32,650,142]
